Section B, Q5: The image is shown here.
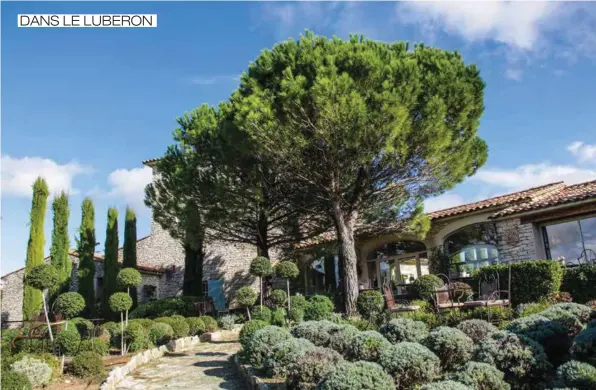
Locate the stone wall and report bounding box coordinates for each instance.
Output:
[495,218,538,262]
[1,268,25,327]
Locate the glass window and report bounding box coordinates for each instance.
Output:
[367,241,426,260]
[543,216,596,264]
[444,223,499,272]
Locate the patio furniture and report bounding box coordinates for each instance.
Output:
[431,274,468,311]
[462,262,512,322]
[383,284,420,313]
[193,297,214,316]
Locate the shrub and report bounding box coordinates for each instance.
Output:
[292,321,340,347]
[56,326,81,355]
[24,264,59,291]
[420,381,472,390]
[154,317,189,339]
[109,292,133,313]
[275,261,300,280]
[186,317,206,336]
[286,346,343,390]
[555,360,596,390]
[412,274,444,300]
[235,286,258,315]
[473,331,552,386]
[251,306,272,323]
[397,310,441,329]
[446,361,510,390]
[473,260,564,305]
[199,316,218,332]
[250,256,273,277]
[245,326,293,367]
[289,307,305,323]
[148,322,174,345]
[129,296,204,318]
[541,307,585,336]
[124,322,151,352]
[328,324,359,355]
[71,351,105,378]
[70,317,95,337]
[263,337,315,377]
[515,301,552,318]
[128,318,154,329]
[344,316,379,331]
[543,302,593,324]
[318,361,395,390]
[546,291,574,304]
[271,308,287,326]
[239,320,269,349]
[380,318,429,344]
[305,295,334,321]
[116,267,142,290]
[561,264,596,304]
[78,338,109,356]
[470,306,512,323]
[1,370,32,390]
[356,290,384,321]
[220,315,236,330]
[379,342,441,389]
[456,319,498,343]
[347,330,391,362]
[425,326,474,370]
[11,355,52,387]
[449,281,474,301]
[54,292,85,319]
[269,289,288,308]
[291,295,309,310]
[100,321,121,347]
[571,326,596,365]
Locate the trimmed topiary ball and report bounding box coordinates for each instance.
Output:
[128,318,154,329]
[245,326,293,367]
[275,261,300,280]
[305,295,334,321]
[270,289,288,309]
[186,317,206,336]
[291,321,341,347]
[380,318,429,344]
[198,316,218,332]
[555,360,596,389]
[100,321,121,347]
[328,324,359,355]
[446,361,510,390]
[24,264,59,291]
[54,292,85,319]
[78,337,110,356]
[286,346,343,390]
[289,307,305,323]
[56,326,81,355]
[154,317,190,339]
[251,306,272,323]
[116,267,142,289]
[124,322,152,352]
[541,308,585,337]
[412,274,443,301]
[148,322,174,345]
[235,286,258,310]
[571,326,596,365]
[291,295,309,311]
[379,341,441,389]
[420,381,472,390]
[347,330,391,362]
[109,292,133,313]
[10,356,52,387]
[271,308,287,326]
[250,256,273,277]
[263,337,315,378]
[357,290,384,321]
[1,370,32,390]
[544,303,593,324]
[70,317,95,337]
[456,319,498,343]
[239,320,269,349]
[317,361,395,390]
[473,330,552,386]
[71,351,105,378]
[425,326,474,370]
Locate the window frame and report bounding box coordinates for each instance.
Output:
[540,213,596,263]
[443,222,500,271]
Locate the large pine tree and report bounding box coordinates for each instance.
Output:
[103,207,119,318]
[23,177,49,320]
[77,198,96,317]
[123,207,138,305]
[49,192,71,302]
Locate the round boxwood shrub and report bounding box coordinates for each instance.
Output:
[124,322,151,352]
[380,318,429,344]
[109,292,133,313]
[269,289,288,309]
[100,321,121,347]
[185,317,206,336]
[239,320,269,349]
[71,351,105,378]
[571,326,596,365]
[555,360,596,389]
[129,296,204,318]
[154,317,189,339]
[289,307,305,323]
[449,281,474,302]
[305,295,334,321]
[291,295,309,310]
[379,342,441,389]
[328,324,359,355]
[275,261,300,280]
[56,326,81,355]
[250,256,273,277]
[129,318,155,329]
[291,320,341,347]
[420,381,472,390]
[286,346,343,390]
[198,315,218,332]
[473,331,551,386]
[78,337,109,356]
[148,322,174,345]
[412,274,444,301]
[70,317,95,337]
[245,326,293,367]
[544,302,593,324]
[271,308,287,326]
[116,267,142,289]
[445,362,510,390]
[10,355,52,387]
[456,319,498,343]
[347,330,391,362]
[541,307,585,336]
[357,290,384,321]
[251,306,272,323]
[54,292,85,319]
[235,286,258,317]
[318,361,394,390]
[24,264,59,291]
[425,326,474,370]
[263,337,315,377]
[1,370,32,390]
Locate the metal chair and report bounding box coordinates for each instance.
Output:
[382,283,420,313]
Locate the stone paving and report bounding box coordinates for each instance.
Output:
[115,330,246,390]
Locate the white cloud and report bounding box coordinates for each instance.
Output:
[568,141,596,164]
[1,155,92,198]
[504,68,523,81]
[105,166,153,208]
[424,193,466,213]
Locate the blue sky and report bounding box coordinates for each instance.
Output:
[2,1,596,275]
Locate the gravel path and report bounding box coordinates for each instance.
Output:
[115,330,246,390]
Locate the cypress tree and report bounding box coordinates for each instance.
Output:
[49,192,71,302]
[77,198,96,317]
[22,177,49,321]
[102,207,119,319]
[123,207,138,305]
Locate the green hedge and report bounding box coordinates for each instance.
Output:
[129,296,205,318]
[561,264,596,304]
[472,260,563,306]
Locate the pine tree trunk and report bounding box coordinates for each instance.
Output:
[332,202,359,316]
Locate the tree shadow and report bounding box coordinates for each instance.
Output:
[195,351,229,357]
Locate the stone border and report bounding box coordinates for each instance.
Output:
[232,354,286,390]
[99,335,201,390]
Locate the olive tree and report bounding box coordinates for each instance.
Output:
[275,261,299,310]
